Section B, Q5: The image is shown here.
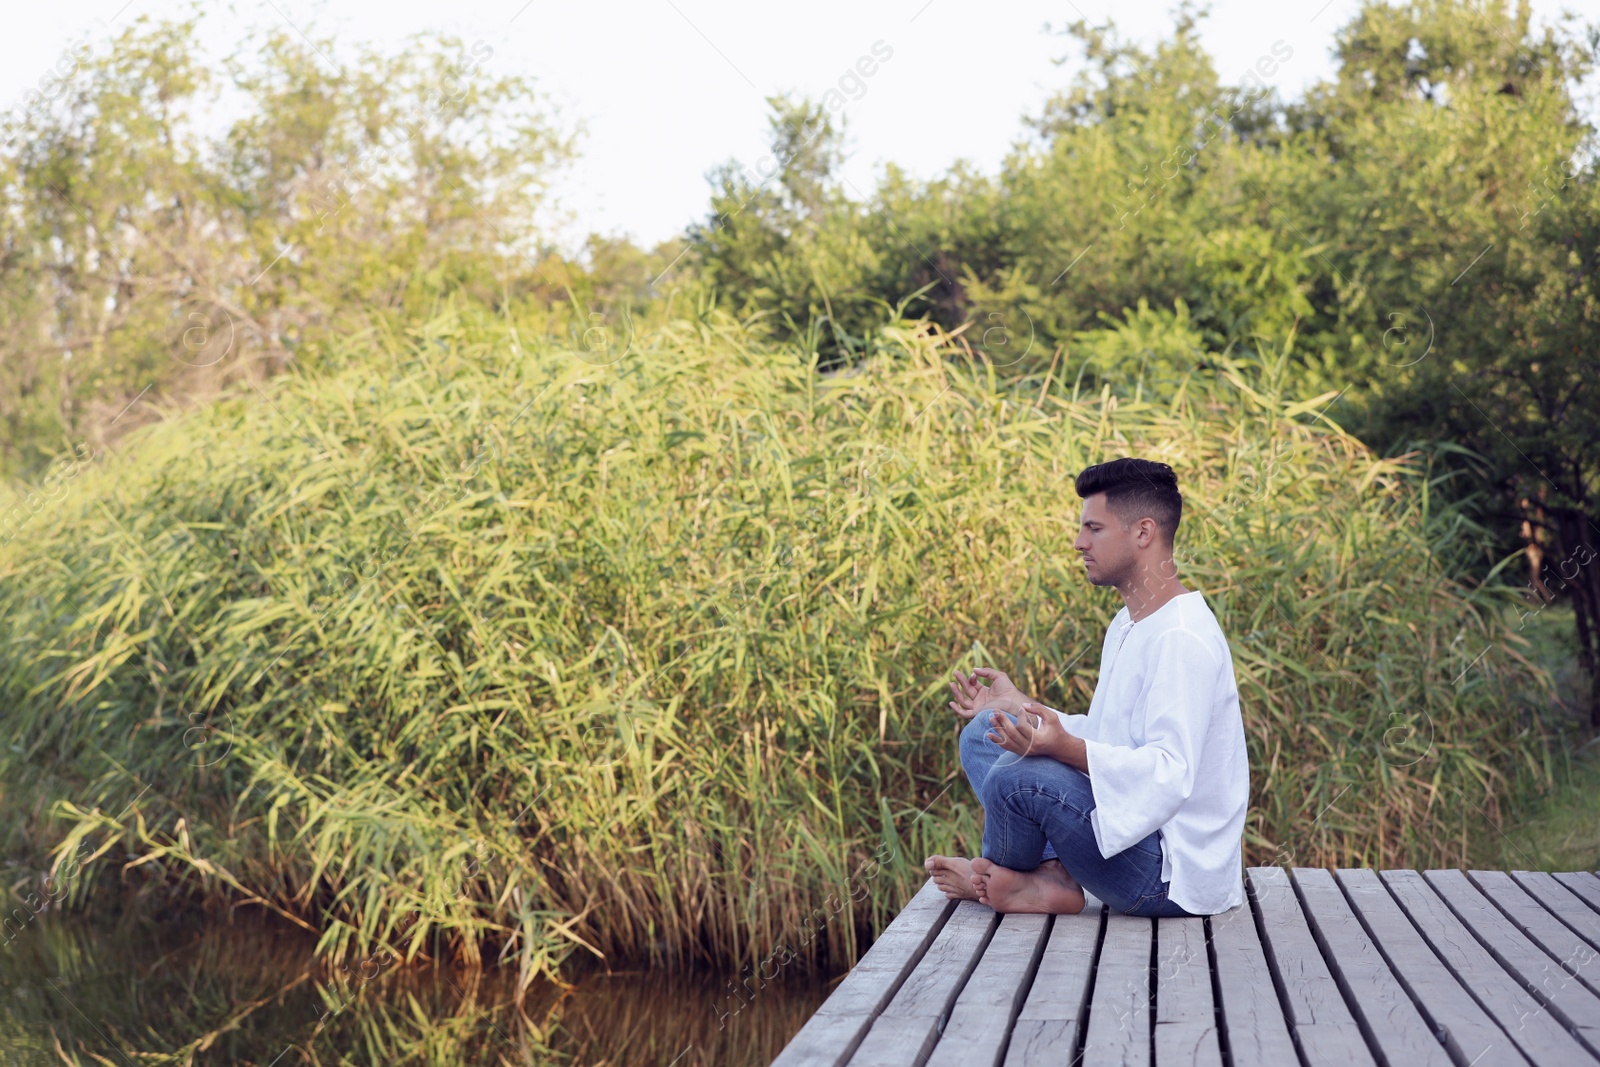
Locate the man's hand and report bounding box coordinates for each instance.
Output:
[948,667,1029,720]
[985,702,1087,771]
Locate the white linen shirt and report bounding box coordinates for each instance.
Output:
[1048,589,1248,914]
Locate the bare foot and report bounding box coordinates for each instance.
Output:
[924,855,980,900]
[970,857,1086,914]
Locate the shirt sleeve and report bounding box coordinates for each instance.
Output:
[1082,628,1222,858]
[1046,706,1090,734]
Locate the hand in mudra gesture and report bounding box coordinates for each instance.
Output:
[985,702,1071,761]
[948,667,1028,720]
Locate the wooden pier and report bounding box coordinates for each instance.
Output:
[772,867,1600,1066]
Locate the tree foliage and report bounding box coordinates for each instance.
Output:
[0,10,577,475]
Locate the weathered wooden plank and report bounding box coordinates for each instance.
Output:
[1247,866,1377,1067]
[846,899,999,1066]
[925,913,1051,1067]
[1469,870,1600,998]
[1289,868,1453,1067]
[1082,913,1152,1067]
[1154,917,1221,1067]
[1512,870,1600,954]
[772,879,955,1067]
[1381,869,1590,1065]
[1208,896,1297,1067]
[1005,900,1104,1066]
[1425,869,1600,1058]
[1555,872,1600,917]
[771,1015,882,1066]
[1336,869,1526,1067]
[1003,1020,1076,1066]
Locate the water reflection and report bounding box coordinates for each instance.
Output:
[0,908,833,1065]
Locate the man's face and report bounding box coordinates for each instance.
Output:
[1074,493,1134,588]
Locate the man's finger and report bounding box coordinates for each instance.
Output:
[1009,714,1040,755]
[985,712,1009,745]
[953,676,980,707]
[989,712,1020,749]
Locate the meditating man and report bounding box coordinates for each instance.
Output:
[925,457,1248,917]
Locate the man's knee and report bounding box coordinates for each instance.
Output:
[975,755,1029,806]
[959,711,997,747]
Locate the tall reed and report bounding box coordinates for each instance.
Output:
[0,303,1557,994]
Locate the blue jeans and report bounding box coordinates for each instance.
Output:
[959,710,1195,917]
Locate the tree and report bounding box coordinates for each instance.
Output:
[0,9,574,477]
[1316,0,1600,723]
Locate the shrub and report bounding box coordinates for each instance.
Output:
[0,304,1556,994]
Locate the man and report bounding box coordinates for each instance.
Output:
[924,457,1248,916]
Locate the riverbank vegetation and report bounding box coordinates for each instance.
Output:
[0,308,1565,991]
[1,0,1597,999]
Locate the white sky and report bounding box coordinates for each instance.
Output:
[3,0,1593,254]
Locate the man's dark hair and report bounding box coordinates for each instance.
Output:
[1074,458,1183,547]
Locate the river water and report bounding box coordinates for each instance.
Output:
[0,907,835,1065]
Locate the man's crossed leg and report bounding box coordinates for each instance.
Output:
[925,710,1191,918]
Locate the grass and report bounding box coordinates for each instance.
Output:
[1485,744,1600,871]
[0,300,1564,994]
[1471,602,1600,872]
